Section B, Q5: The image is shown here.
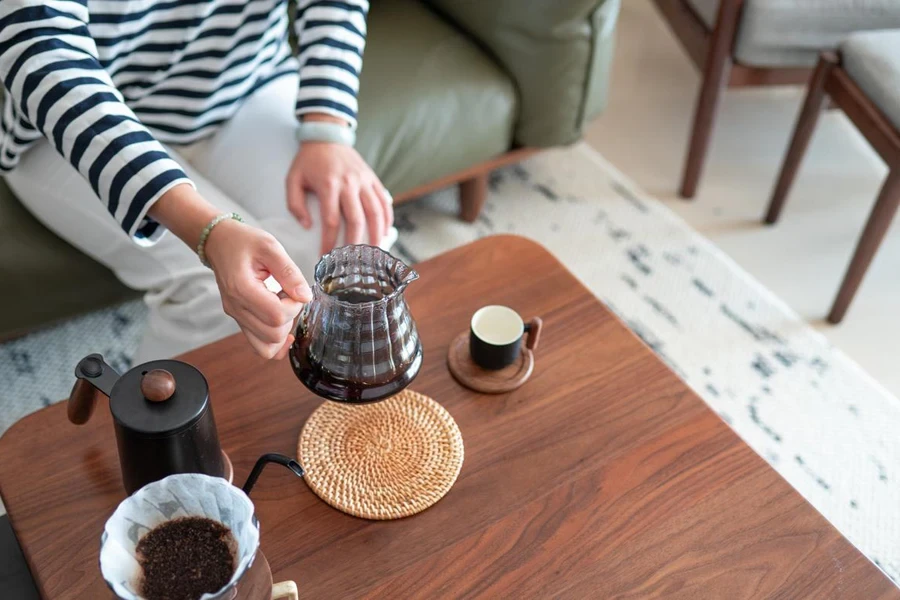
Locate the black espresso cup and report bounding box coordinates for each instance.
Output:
[469,305,542,370]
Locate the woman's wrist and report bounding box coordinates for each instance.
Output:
[301,112,349,127]
[148,183,220,248]
[197,213,244,267]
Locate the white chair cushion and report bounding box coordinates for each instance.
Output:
[841,30,900,131]
[685,0,900,68]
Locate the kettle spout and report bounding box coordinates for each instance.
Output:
[241,453,304,496]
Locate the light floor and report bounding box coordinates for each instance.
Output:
[585,1,899,396]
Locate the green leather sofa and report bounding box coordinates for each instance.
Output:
[0,0,620,338]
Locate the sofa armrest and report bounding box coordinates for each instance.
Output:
[421,0,620,147]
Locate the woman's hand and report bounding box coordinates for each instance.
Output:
[285,118,393,255]
[203,219,312,359]
[149,183,311,360]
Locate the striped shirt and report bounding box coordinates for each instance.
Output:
[0,0,367,244]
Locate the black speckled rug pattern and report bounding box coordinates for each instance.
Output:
[1,144,897,583]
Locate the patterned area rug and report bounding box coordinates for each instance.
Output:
[1,143,897,583]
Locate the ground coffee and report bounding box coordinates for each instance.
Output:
[136,516,236,600]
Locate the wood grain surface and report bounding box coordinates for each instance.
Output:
[0,235,896,599]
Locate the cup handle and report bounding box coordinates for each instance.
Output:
[524,317,543,352]
[272,580,299,600]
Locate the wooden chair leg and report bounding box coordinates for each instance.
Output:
[679,1,742,199]
[764,53,838,225]
[459,173,488,222]
[828,171,900,324]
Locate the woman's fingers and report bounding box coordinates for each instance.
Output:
[375,185,393,234]
[238,325,284,360]
[319,183,341,255]
[340,180,365,245]
[274,334,295,361]
[230,291,294,359]
[239,277,300,327]
[361,185,384,245]
[286,172,312,229]
[235,305,293,345]
[382,188,394,234]
[256,235,312,303]
[375,181,394,232]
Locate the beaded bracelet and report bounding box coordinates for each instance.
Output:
[197,212,243,267]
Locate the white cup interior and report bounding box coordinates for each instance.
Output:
[471,305,524,346]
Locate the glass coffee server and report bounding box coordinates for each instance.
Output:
[290,244,423,403]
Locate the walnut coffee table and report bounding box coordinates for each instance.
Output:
[1,236,896,598]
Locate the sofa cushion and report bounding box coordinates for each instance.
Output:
[355,0,517,195]
[0,179,138,338]
[841,30,900,132]
[421,0,620,147]
[685,0,900,68]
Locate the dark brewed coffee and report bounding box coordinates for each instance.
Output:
[291,334,421,403]
[137,516,235,600]
[328,288,380,304]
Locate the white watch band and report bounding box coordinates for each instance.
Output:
[296,121,356,147]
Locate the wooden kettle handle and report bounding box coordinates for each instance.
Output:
[272,581,298,600]
[68,379,104,425]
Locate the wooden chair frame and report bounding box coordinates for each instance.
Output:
[393,148,537,222]
[764,51,900,323]
[652,0,811,198]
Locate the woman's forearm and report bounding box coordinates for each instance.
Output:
[0,0,192,241]
[148,183,220,249]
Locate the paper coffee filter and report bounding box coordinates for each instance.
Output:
[100,474,260,600]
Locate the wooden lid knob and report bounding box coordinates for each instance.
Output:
[141,369,176,402]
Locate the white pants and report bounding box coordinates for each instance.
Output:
[6,74,393,361]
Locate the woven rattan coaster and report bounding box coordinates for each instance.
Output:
[298,390,464,520]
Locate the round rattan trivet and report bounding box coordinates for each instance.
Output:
[298,389,464,520]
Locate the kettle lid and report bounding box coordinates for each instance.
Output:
[110,359,210,435]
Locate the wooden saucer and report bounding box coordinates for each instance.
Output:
[447,332,534,393]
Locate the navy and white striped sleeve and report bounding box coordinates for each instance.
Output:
[0,0,193,245]
[294,0,368,129]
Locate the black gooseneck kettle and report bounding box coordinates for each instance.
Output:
[69,353,227,494]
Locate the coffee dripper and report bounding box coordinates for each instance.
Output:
[101,456,303,600]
